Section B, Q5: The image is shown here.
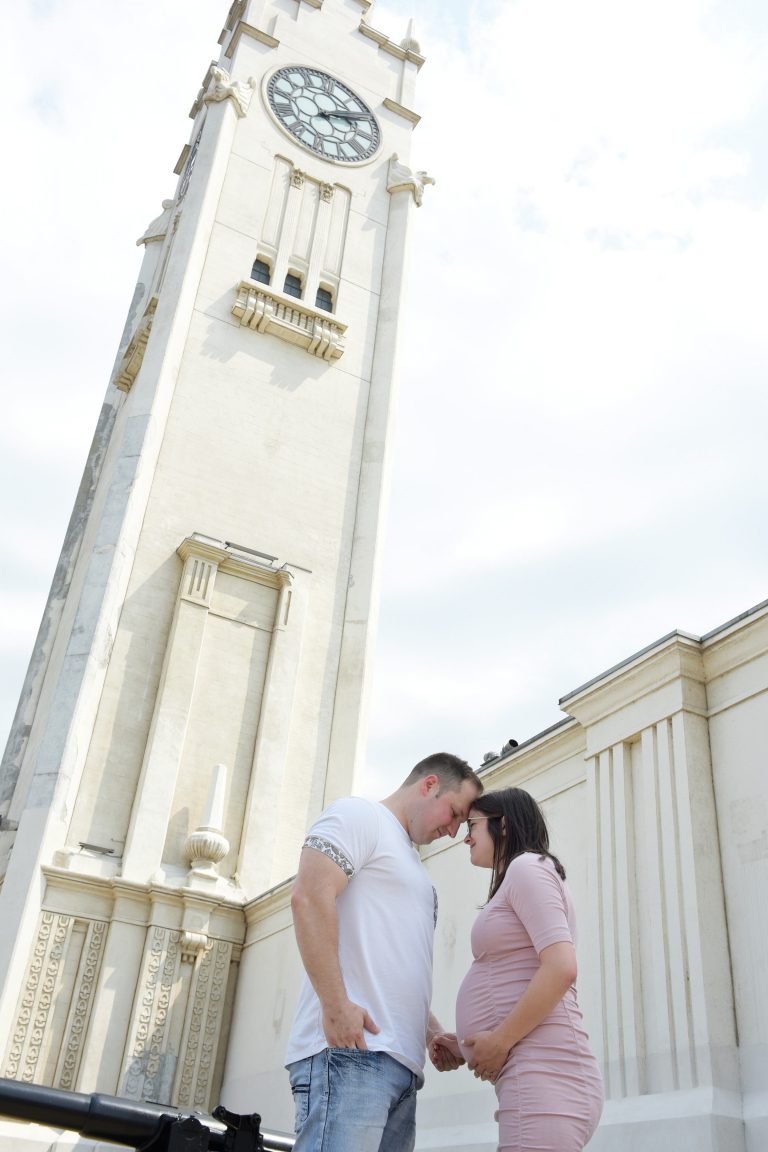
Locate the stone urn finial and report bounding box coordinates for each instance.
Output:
[184,763,230,879]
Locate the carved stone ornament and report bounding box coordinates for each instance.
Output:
[184,763,230,883]
[232,282,346,361]
[115,297,157,392]
[123,927,180,1102]
[386,152,435,206]
[136,200,175,247]
[180,931,209,964]
[203,66,257,118]
[185,828,230,876]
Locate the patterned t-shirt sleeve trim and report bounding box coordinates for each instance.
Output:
[433,886,438,927]
[304,835,355,878]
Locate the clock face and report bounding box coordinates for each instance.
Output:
[266,66,380,164]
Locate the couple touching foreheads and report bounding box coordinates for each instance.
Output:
[283,753,603,1152]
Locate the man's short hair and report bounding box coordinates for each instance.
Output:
[403,752,483,794]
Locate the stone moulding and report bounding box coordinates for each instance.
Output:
[359,20,425,67]
[115,297,158,393]
[224,21,280,59]
[232,281,347,361]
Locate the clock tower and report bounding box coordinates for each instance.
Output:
[0,0,430,1127]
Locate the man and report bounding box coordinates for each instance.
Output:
[285,753,482,1152]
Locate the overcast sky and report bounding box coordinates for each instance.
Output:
[2,0,767,800]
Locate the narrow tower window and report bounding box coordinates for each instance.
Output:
[250,258,271,285]
[283,273,303,299]
[315,287,334,313]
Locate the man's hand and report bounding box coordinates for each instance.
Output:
[463,1028,511,1081]
[323,998,380,1049]
[428,1032,465,1072]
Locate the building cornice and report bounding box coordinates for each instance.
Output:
[177,533,292,588]
[358,20,425,68]
[40,866,247,942]
[382,96,421,126]
[224,20,280,60]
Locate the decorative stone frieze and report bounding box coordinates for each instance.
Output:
[175,940,233,1110]
[115,297,157,393]
[3,912,69,1081]
[203,66,256,119]
[2,912,108,1089]
[232,282,347,361]
[122,926,181,1102]
[54,919,107,1089]
[386,153,435,206]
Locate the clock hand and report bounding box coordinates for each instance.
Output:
[326,110,374,121]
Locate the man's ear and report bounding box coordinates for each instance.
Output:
[421,774,440,796]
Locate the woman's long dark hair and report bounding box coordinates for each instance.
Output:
[471,787,566,901]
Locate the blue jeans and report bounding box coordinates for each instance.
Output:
[287,1048,417,1152]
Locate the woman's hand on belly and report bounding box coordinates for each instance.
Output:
[462,1028,512,1082]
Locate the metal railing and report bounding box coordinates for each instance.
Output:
[0,1077,294,1151]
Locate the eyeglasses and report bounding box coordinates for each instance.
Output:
[465,816,494,833]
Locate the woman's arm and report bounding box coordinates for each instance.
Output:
[463,941,577,1079]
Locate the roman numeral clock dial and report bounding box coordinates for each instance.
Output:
[266,66,380,164]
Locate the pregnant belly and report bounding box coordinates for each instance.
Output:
[455,964,527,1060]
[456,964,584,1063]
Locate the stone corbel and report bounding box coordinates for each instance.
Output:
[203,66,257,118]
[115,297,158,393]
[180,931,209,964]
[386,152,435,206]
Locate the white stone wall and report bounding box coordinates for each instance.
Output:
[221,601,768,1152]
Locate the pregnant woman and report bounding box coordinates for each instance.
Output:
[431,788,603,1152]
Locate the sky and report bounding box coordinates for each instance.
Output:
[2,0,767,800]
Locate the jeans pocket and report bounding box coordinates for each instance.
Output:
[288,1059,311,1133]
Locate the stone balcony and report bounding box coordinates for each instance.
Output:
[232,280,347,361]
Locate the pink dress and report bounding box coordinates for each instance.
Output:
[455,853,603,1152]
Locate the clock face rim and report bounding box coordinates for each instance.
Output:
[263,65,381,166]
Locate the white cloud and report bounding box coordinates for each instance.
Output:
[1,0,767,800]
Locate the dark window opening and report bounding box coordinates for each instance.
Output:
[251,258,271,285]
[283,273,302,299]
[315,287,333,313]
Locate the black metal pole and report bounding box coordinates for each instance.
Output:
[0,1078,293,1151]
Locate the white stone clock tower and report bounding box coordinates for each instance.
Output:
[0,0,430,1125]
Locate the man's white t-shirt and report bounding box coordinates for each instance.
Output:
[285,797,436,1085]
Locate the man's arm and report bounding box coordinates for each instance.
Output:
[427,1012,465,1071]
[291,846,379,1048]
